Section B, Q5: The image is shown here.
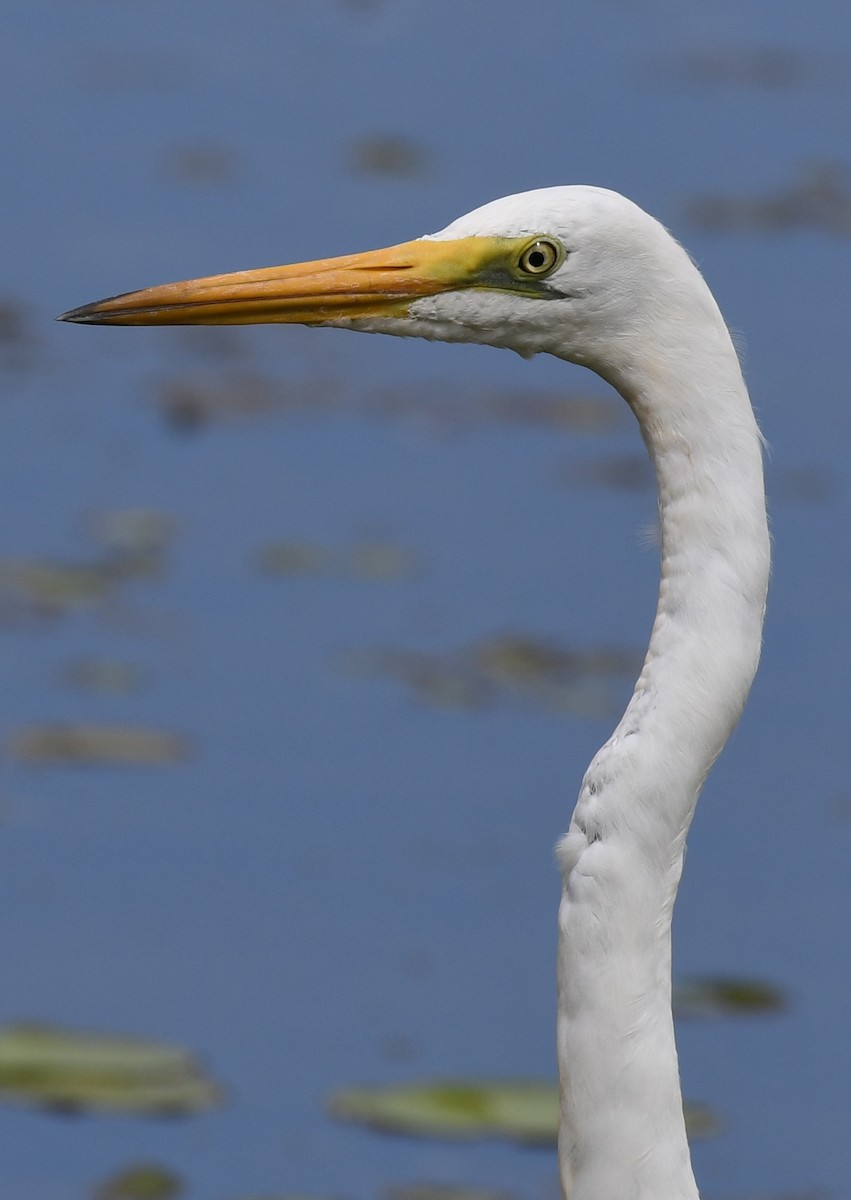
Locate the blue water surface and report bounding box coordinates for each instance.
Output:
[1,2,849,1197]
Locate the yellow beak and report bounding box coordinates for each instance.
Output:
[58,236,512,327]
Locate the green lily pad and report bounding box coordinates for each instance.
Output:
[91,508,175,559]
[386,1185,510,1200]
[348,542,417,582]
[257,542,332,577]
[674,977,787,1018]
[330,1079,558,1145]
[340,634,639,717]
[347,135,431,179]
[257,539,417,582]
[64,659,143,694]
[8,724,191,767]
[329,1079,718,1145]
[686,161,851,236]
[0,557,115,615]
[0,1023,222,1115]
[94,1163,183,1200]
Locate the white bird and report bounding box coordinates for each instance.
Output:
[60,186,770,1200]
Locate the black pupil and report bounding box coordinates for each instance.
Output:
[528,249,546,269]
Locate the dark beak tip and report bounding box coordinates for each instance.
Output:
[57,304,98,324]
[58,290,135,323]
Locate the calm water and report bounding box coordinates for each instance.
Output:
[1,1,850,1196]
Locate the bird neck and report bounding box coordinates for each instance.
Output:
[555,329,770,1200]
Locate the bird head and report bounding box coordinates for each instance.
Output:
[59,186,706,378]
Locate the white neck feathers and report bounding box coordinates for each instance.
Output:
[555,287,770,1199]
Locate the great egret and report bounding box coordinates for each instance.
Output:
[60,186,770,1199]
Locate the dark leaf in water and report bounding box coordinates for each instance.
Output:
[8,724,191,767]
[63,659,143,693]
[156,374,339,432]
[0,297,31,346]
[771,466,832,504]
[365,386,620,436]
[347,135,431,179]
[0,296,37,371]
[687,161,851,236]
[0,558,116,616]
[227,1196,345,1200]
[172,325,250,362]
[0,1024,221,1116]
[94,1163,183,1200]
[474,635,638,685]
[162,142,240,184]
[646,44,831,89]
[385,1185,511,1200]
[349,541,418,581]
[329,1079,717,1144]
[0,511,174,621]
[257,539,418,582]
[73,48,187,93]
[341,648,488,711]
[674,977,787,1018]
[566,454,654,492]
[713,1192,829,1200]
[88,507,176,581]
[91,508,176,561]
[330,1079,558,1144]
[257,542,333,577]
[342,635,639,717]
[155,373,616,438]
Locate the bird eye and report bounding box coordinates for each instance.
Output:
[517,238,562,277]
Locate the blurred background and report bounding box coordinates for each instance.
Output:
[1,1,849,1197]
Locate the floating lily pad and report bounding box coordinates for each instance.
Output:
[257,539,417,583]
[8,724,191,767]
[0,509,175,619]
[567,454,654,492]
[330,1080,558,1144]
[0,296,37,371]
[771,465,832,504]
[92,507,175,558]
[0,1023,221,1115]
[0,557,116,616]
[386,1185,511,1200]
[687,161,851,236]
[153,372,617,436]
[386,1184,511,1200]
[347,135,431,179]
[228,1196,344,1200]
[648,45,824,89]
[64,659,143,694]
[330,1079,717,1145]
[94,1163,183,1200]
[156,373,335,431]
[257,541,333,577]
[74,47,185,94]
[162,141,239,184]
[342,634,639,716]
[349,542,418,582]
[363,385,618,435]
[674,977,786,1019]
